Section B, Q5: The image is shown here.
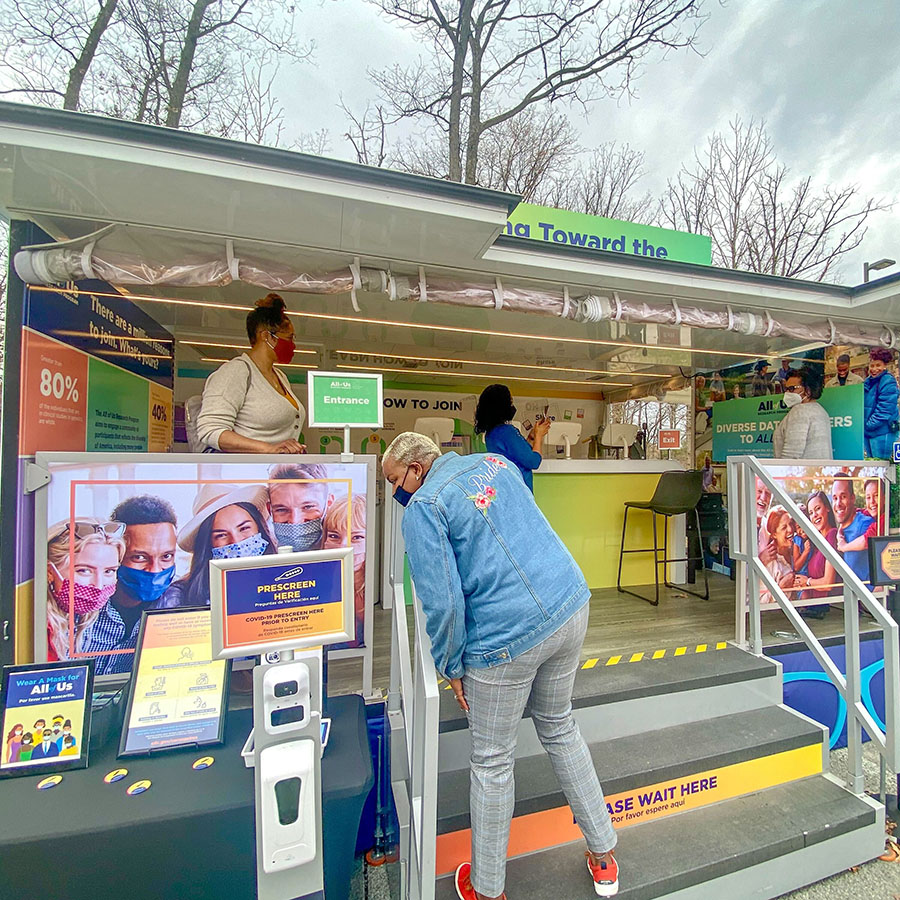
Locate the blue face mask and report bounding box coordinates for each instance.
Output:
[211,531,269,559]
[393,465,415,507]
[273,519,323,552]
[117,564,176,604]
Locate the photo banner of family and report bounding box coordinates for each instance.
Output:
[754,464,888,613]
[35,457,373,677]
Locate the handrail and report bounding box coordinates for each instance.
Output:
[386,498,440,900]
[727,455,899,794]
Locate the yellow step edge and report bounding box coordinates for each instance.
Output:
[629,652,645,663]
[674,646,687,656]
[606,655,622,666]
[652,649,666,660]
[696,644,708,653]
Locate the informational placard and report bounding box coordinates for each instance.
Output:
[118,608,229,757]
[659,430,682,450]
[210,548,354,658]
[1,660,94,778]
[868,536,900,586]
[712,384,864,462]
[308,371,383,428]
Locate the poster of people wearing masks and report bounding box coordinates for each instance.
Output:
[754,464,888,612]
[34,455,373,675]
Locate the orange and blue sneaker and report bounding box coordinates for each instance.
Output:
[586,851,619,897]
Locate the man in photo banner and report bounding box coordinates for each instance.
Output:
[267,463,335,551]
[383,433,619,900]
[831,474,874,584]
[84,496,182,676]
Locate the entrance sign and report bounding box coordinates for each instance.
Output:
[118,608,229,757]
[712,384,863,462]
[210,548,354,658]
[308,371,383,428]
[1,660,95,778]
[505,202,712,265]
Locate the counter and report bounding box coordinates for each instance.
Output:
[534,459,686,590]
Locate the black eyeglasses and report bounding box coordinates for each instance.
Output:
[784,385,803,393]
[60,521,126,540]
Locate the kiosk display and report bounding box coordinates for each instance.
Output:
[1,660,94,778]
[33,454,375,678]
[118,607,229,756]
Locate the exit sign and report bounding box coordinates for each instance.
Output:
[659,430,682,450]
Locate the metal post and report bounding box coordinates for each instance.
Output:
[844,586,865,795]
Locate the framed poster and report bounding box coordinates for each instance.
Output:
[210,547,354,658]
[867,536,900,587]
[307,371,383,428]
[32,453,375,682]
[118,607,230,757]
[1,660,95,778]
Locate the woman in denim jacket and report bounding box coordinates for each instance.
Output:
[382,433,619,899]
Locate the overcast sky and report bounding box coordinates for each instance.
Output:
[283,0,899,285]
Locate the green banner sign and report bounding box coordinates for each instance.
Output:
[308,371,383,428]
[711,384,864,461]
[506,202,712,265]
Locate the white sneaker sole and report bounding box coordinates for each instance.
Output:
[587,856,619,897]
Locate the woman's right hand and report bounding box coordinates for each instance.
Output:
[534,418,552,439]
[271,440,306,454]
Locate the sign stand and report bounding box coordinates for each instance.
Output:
[307,370,383,464]
[210,545,355,900]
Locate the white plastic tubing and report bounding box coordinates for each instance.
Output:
[14,240,899,349]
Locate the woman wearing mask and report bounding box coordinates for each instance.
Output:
[474,384,550,492]
[5,724,24,763]
[172,485,277,607]
[793,490,839,619]
[772,367,833,460]
[197,293,306,454]
[323,495,367,645]
[863,348,900,459]
[46,519,126,661]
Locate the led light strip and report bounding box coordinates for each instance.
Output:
[200,357,318,369]
[332,348,654,380]
[181,339,318,354]
[334,363,610,388]
[28,285,765,360]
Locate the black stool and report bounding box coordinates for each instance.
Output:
[617,470,710,606]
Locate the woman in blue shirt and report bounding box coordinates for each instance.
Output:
[475,385,550,492]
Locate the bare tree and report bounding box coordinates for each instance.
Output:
[217,57,286,145]
[369,0,704,184]
[659,119,888,280]
[539,141,653,222]
[0,0,121,110]
[341,100,390,167]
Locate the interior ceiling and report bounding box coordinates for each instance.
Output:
[21,213,834,397]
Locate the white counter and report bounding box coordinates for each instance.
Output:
[537,459,685,475]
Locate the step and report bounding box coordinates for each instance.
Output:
[434,775,884,900]
[435,705,826,874]
[438,646,781,772]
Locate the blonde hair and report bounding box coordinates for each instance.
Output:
[47,519,125,660]
[323,494,366,537]
[383,432,441,467]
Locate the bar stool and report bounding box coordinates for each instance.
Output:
[617,470,709,606]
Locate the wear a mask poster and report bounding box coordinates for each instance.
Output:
[33,454,373,677]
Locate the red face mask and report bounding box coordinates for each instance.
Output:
[268,333,295,364]
[53,579,115,615]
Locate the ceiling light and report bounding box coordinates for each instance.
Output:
[200,357,318,369]
[181,339,317,354]
[334,363,609,388]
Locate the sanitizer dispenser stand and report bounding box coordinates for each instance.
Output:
[253,655,324,900]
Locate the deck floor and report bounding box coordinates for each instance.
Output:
[326,572,883,697]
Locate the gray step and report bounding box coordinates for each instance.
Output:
[438,647,782,771]
[434,776,884,900]
[436,705,825,838]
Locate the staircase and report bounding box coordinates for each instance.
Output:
[432,645,885,900]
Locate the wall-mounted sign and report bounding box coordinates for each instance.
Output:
[659,430,682,450]
[308,371,383,428]
[711,384,863,462]
[505,202,712,265]
[868,536,900,586]
[210,548,354,658]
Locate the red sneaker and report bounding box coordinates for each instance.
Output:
[586,851,619,897]
[455,862,476,900]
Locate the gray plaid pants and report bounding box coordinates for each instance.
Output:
[462,603,617,896]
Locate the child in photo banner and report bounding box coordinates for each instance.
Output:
[46,519,126,662]
[323,494,367,646]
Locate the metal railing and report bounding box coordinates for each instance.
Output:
[728,455,899,794]
[385,496,440,900]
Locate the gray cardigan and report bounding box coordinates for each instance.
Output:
[772,401,833,459]
[197,354,304,450]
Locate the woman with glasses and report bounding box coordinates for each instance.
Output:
[46,519,126,661]
[196,293,306,454]
[772,367,833,460]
